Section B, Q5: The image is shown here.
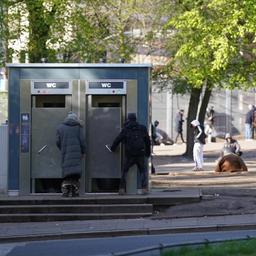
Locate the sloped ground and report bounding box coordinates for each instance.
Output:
[151,140,256,218]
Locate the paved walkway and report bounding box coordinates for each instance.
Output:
[1,212,256,243]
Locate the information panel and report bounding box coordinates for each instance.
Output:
[20,113,30,153]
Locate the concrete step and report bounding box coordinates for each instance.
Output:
[0,197,148,205]
[0,192,201,206]
[0,204,153,214]
[0,212,152,223]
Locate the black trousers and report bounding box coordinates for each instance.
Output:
[120,155,147,190]
[175,131,185,143]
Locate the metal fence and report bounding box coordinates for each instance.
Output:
[0,124,8,194]
[152,89,256,141]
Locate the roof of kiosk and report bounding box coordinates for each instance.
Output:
[6,63,152,68]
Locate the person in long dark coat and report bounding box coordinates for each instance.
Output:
[56,112,85,197]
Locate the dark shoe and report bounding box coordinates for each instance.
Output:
[71,185,79,197]
[61,184,71,197]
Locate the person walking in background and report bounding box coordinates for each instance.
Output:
[252,105,256,139]
[206,106,215,128]
[56,112,85,197]
[205,106,215,143]
[245,104,254,140]
[151,121,157,174]
[174,109,185,144]
[191,120,206,171]
[109,113,151,195]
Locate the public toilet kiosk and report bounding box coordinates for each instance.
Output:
[7,63,151,196]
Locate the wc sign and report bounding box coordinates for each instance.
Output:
[89,81,124,89]
[34,81,69,89]
[101,82,111,88]
[46,82,57,88]
[32,81,71,95]
[86,81,126,95]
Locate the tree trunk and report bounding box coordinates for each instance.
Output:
[184,87,202,158]
[198,86,212,125]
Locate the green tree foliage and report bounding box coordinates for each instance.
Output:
[2,0,149,63]
[162,0,256,156]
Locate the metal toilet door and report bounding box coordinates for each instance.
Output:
[31,97,71,192]
[86,107,122,192]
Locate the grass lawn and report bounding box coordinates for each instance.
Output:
[162,239,256,256]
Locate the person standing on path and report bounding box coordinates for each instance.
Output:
[245,104,254,140]
[109,113,151,195]
[174,109,185,144]
[56,112,86,197]
[191,120,206,171]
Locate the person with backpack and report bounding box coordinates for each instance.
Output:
[190,120,206,171]
[109,113,151,195]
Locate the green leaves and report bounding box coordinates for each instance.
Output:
[164,0,256,90]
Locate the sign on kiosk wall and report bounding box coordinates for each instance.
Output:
[31,81,72,95]
[86,80,127,95]
[20,113,30,153]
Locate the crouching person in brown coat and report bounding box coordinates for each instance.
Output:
[215,153,248,173]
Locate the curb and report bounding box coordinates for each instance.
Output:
[1,223,256,243]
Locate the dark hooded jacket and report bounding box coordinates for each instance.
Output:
[111,120,151,157]
[56,118,86,178]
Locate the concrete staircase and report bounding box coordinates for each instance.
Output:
[0,190,201,222]
[0,197,153,222]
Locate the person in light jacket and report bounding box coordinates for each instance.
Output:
[191,120,206,171]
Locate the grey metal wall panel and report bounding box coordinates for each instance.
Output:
[8,68,20,192]
[19,80,31,195]
[0,125,8,194]
[86,107,121,180]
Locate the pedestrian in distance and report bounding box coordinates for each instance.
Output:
[152,120,163,145]
[245,104,254,140]
[205,106,216,143]
[252,105,256,139]
[190,120,206,172]
[220,133,242,157]
[56,112,86,197]
[108,113,151,195]
[174,109,185,144]
[151,121,158,174]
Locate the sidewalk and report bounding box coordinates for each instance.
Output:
[1,213,256,243]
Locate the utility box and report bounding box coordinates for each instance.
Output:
[7,63,151,195]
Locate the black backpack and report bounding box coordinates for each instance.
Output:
[125,125,145,156]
